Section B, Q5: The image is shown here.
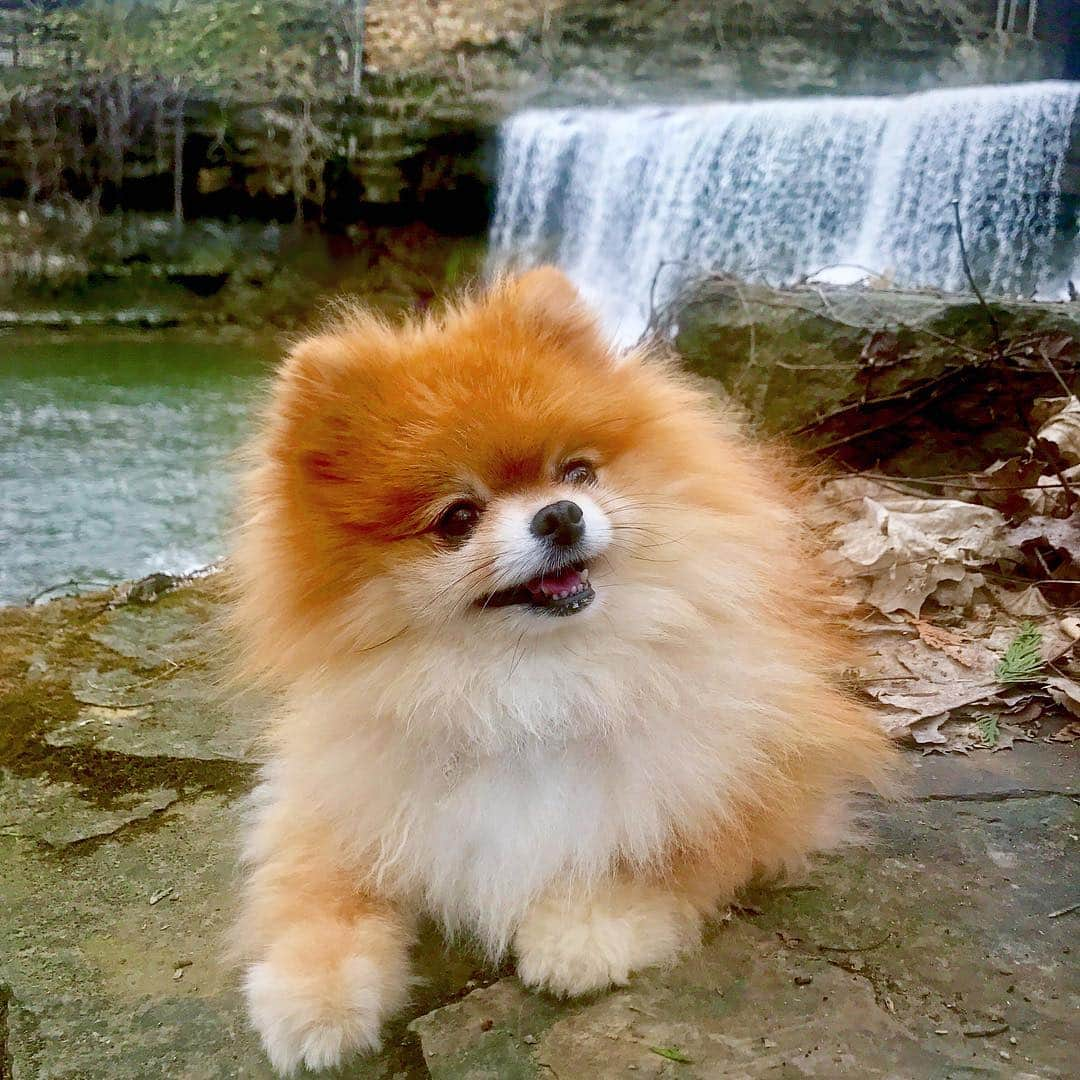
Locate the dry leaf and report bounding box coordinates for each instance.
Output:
[818,480,1015,616]
[913,619,973,666]
[989,584,1053,618]
[1008,512,1080,562]
[1023,464,1080,516]
[1045,674,1080,717]
[1036,397,1080,465]
[1045,721,1080,743]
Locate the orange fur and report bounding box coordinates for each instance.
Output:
[231,268,896,1074]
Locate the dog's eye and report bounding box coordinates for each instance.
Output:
[562,460,596,486]
[436,500,482,540]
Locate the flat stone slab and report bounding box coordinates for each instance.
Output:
[0,771,177,847]
[411,792,1077,1079]
[1,582,1076,1077]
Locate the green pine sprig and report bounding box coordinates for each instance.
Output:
[995,622,1045,684]
[975,714,999,747]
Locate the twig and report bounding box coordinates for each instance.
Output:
[687,274,985,358]
[25,578,114,605]
[1015,390,1077,512]
[852,471,1076,492]
[1047,902,1078,918]
[951,199,1002,352]
[1035,352,1077,398]
[643,258,691,338]
[787,365,970,438]
[809,373,973,453]
[950,202,1078,512]
[817,932,891,953]
[74,697,154,710]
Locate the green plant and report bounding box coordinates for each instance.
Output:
[975,713,999,747]
[650,1046,693,1063]
[995,622,1045,684]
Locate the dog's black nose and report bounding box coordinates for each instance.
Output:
[530,500,585,547]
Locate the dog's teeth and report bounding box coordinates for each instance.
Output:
[580,568,589,580]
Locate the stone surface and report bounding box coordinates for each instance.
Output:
[1,580,1076,1077]
[674,283,1080,475]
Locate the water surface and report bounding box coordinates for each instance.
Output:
[1,333,273,604]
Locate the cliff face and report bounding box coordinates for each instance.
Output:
[0,1,1071,225]
[0,1,1074,322]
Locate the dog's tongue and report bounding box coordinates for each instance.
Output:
[527,566,584,600]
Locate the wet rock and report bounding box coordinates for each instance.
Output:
[1,580,1076,1076]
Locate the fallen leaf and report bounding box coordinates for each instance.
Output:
[1008,512,1080,562]
[1038,333,1079,363]
[817,479,1016,617]
[913,620,973,666]
[966,457,1045,518]
[1045,675,1080,717]
[1045,721,1080,742]
[1036,397,1080,465]
[1023,463,1080,516]
[989,584,1053,618]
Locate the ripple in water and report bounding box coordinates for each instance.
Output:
[0,336,270,604]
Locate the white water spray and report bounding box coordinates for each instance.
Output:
[490,82,1080,343]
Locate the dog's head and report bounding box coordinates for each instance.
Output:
[235,269,777,683]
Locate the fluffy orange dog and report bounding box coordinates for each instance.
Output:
[232,269,893,1074]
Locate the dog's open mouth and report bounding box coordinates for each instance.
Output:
[477,562,595,617]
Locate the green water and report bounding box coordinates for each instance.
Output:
[1,333,275,605]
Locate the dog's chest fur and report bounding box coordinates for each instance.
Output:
[288,636,779,954]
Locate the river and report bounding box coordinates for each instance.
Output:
[0,332,273,605]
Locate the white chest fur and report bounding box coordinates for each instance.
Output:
[270,627,792,956]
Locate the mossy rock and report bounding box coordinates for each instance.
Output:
[674,282,1080,474]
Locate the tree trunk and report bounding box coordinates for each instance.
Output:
[350,0,367,96]
[172,91,185,228]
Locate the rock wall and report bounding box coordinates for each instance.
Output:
[673,281,1080,475]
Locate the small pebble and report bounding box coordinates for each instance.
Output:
[793,974,813,986]
[999,1051,1011,1061]
[1008,1037,1018,1046]
[522,1034,536,1045]
[172,968,184,981]
[935,1029,949,1035]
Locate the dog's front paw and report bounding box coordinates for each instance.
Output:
[514,881,701,997]
[244,945,390,1075]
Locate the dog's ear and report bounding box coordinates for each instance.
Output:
[504,267,610,356]
[263,324,387,486]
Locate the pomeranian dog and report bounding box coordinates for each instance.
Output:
[232,268,894,1074]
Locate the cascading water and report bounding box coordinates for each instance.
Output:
[489,82,1080,343]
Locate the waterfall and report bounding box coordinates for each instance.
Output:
[489,82,1080,343]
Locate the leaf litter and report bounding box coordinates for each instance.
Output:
[813,396,1080,752]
